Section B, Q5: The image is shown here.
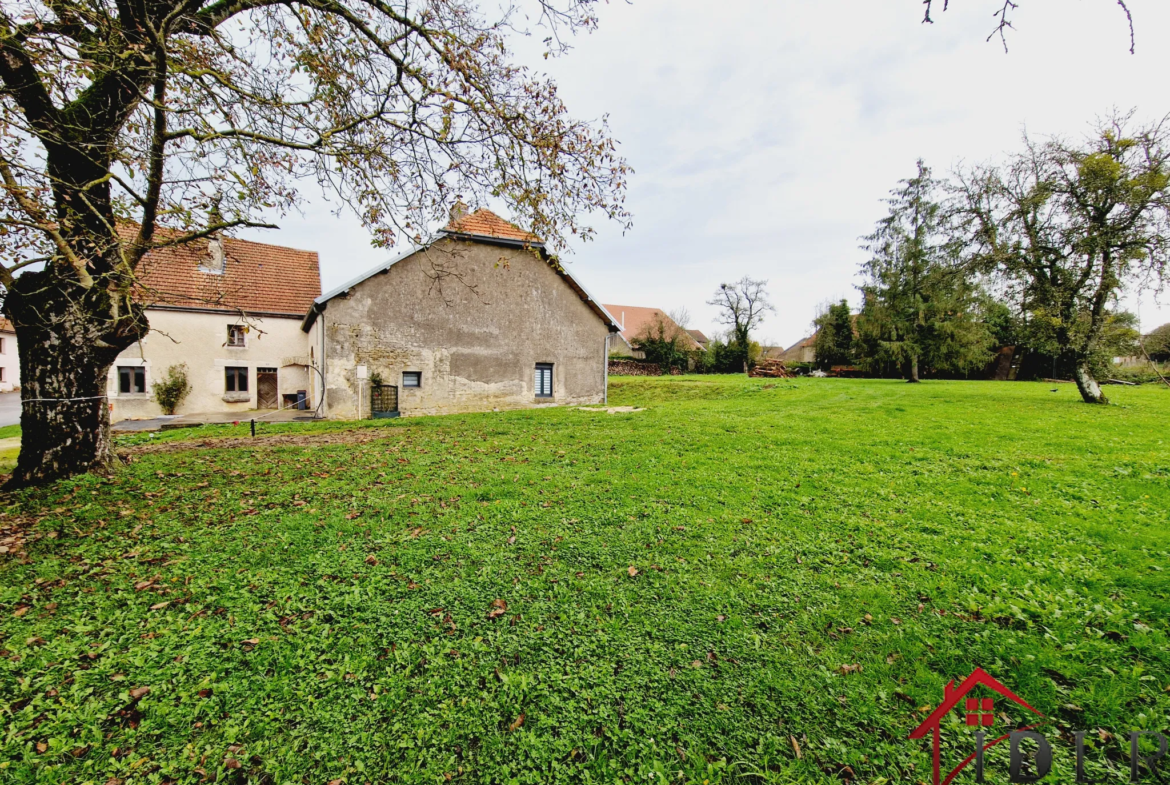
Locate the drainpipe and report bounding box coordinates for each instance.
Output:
[320,312,327,418]
[603,332,609,405]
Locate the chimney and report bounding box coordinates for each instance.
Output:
[201,196,226,274]
[449,200,469,224]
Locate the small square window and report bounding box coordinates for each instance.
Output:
[225,366,249,392]
[118,366,145,394]
[535,363,553,398]
[0,367,5,382]
[0,336,5,354]
[227,325,246,347]
[402,371,421,388]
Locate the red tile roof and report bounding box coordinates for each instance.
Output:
[132,230,321,317]
[603,304,703,351]
[443,209,541,244]
[0,317,13,332]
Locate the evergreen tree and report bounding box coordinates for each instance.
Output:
[856,160,993,380]
[812,300,855,371]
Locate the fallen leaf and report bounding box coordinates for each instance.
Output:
[790,735,802,759]
[128,686,150,701]
[741,518,753,524]
[198,689,212,698]
[627,566,638,577]
[891,617,901,625]
[862,613,874,624]
[13,606,29,617]
[507,536,516,545]
[225,758,241,769]
[487,599,508,620]
[716,615,726,622]
[838,663,862,675]
[134,580,155,591]
[894,691,916,705]
[508,713,525,732]
[365,555,378,565]
[36,741,47,753]
[149,601,170,611]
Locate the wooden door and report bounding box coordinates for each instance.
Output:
[257,368,278,409]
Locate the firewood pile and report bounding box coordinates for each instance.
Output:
[749,358,794,378]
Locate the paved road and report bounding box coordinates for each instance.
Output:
[0,392,19,428]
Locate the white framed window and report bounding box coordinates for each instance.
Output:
[227,324,247,347]
[535,363,553,398]
[118,366,146,394]
[402,371,421,388]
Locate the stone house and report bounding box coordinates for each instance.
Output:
[778,334,817,364]
[0,318,18,392]
[109,232,321,420]
[303,208,619,418]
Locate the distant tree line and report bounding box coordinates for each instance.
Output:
[823,112,1170,404]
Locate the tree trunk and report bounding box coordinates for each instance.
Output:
[1073,360,1108,405]
[3,269,146,488]
[908,354,920,383]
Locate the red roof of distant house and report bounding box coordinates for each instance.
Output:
[132,230,321,317]
[603,304,703,351]
[443,208,540,244]
[0,317,13,332]
[686,329,709,345]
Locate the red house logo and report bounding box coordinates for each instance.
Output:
[909,667,1047,785]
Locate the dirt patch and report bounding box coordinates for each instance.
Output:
[120,426,411,458]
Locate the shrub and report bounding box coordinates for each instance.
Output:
[153,363,191,415]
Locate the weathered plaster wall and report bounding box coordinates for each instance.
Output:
[110,308,314,420]
[319,238,611,418]
[0,328,18,392]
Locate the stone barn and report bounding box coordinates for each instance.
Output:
[302,208,619,418]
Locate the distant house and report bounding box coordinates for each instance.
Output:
[778,334,817,364]
[686,329,710,350]
[303,208,620,418]
[0,318,18,392]
[602,304,703,359]
[110,231,322,420]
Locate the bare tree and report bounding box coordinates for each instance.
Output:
[707,277,774,372]
[922,1,1136,53]
[0,0,630,486]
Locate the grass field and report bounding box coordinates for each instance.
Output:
[1,377,1168,784]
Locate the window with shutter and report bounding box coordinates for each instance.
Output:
[535,363,553,398]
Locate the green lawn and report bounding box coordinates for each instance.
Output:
[1,377,1168,784]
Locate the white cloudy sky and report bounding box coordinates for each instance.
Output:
[239,0,1170,348]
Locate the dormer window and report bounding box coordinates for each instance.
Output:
[199,236,226,274]
[227,324,246,347]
